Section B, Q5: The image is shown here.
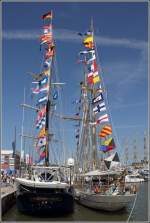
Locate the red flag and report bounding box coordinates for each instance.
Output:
[45,46,54,59]
[40,34,52,41]
[40,34,53,45]
[41,11,53,20]
[91,60,98,73]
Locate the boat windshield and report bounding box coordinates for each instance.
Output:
[32,167,67,182]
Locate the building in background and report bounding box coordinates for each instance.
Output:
[1,149,20,174]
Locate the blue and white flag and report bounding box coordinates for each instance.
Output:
[87,50,96,64]
[32,86,40,94]
[93,102,106,114]
[96,84,103,93]
[37,136,46,147]
[79,50,89,55]
[37,95,48,105]
[44,60,52,69]
[40,84,49,93]
[39,76,48,86]
[36,116,46,129]
[92,93,104,104]
[36,122,45,129]
[53,91,58,100]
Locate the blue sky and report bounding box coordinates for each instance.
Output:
[2,2,148,163]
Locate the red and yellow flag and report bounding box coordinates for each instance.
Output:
[99,125,112,138]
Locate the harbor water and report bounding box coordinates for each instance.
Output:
[2,182,148,222]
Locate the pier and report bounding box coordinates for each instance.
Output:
[1,185,16,216]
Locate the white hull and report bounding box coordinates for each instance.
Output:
[16,178,69,189]
[75,190,136,211]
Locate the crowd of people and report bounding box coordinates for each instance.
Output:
[84,173,137,195]
[1,171,16,186]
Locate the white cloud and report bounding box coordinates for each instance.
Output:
[3,30,39,40]
[95,36,147,50]
[3,28,148,111]
[3,28,147,50]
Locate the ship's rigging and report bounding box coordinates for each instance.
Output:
[74,21,117,174]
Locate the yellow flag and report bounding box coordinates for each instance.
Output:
[101,137,113,146]
[83,35,93,44]
[38,127,46,138]
[93,75,101,84]
[43,69,49,75]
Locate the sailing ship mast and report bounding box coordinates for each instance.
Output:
[143,132,147,164]
[133,138,138,164]
[124,138,129,167]
[76,19,116,173]
[28,11,56,167]
[42,11,55,166]
[15,11,75,215]
[90,19,97,170]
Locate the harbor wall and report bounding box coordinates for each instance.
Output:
[1,190,16,215]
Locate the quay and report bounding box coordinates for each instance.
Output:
[1,184,17,216]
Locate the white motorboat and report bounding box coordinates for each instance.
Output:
[139,168,149,181]
[125,173,145,183]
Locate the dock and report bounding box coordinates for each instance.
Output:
[1,184,17,216]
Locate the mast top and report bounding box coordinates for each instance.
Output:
[90,17,94,34]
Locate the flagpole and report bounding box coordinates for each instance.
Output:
[90,18,97,170]
[45,11,53,167]
[20,88,26,176]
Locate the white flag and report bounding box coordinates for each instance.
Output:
[87,50,96,64]
[96,114,109,124]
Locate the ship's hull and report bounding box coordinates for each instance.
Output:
[16,183,74,215]
[75,190,136,211]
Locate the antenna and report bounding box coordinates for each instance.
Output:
[12,126,16,158]
[21,88,26,162]
[90,17,94,33]
[133,138,138,165]
[143,132,147,163]
[124,138,129,167]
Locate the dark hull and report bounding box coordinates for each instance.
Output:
[16,185,74,215]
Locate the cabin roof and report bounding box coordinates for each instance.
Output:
[84,169,122,176]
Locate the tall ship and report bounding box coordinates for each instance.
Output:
[15,11,74,214]
[73,22,137,211]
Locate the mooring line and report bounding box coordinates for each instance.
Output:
[127,192,138,222]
